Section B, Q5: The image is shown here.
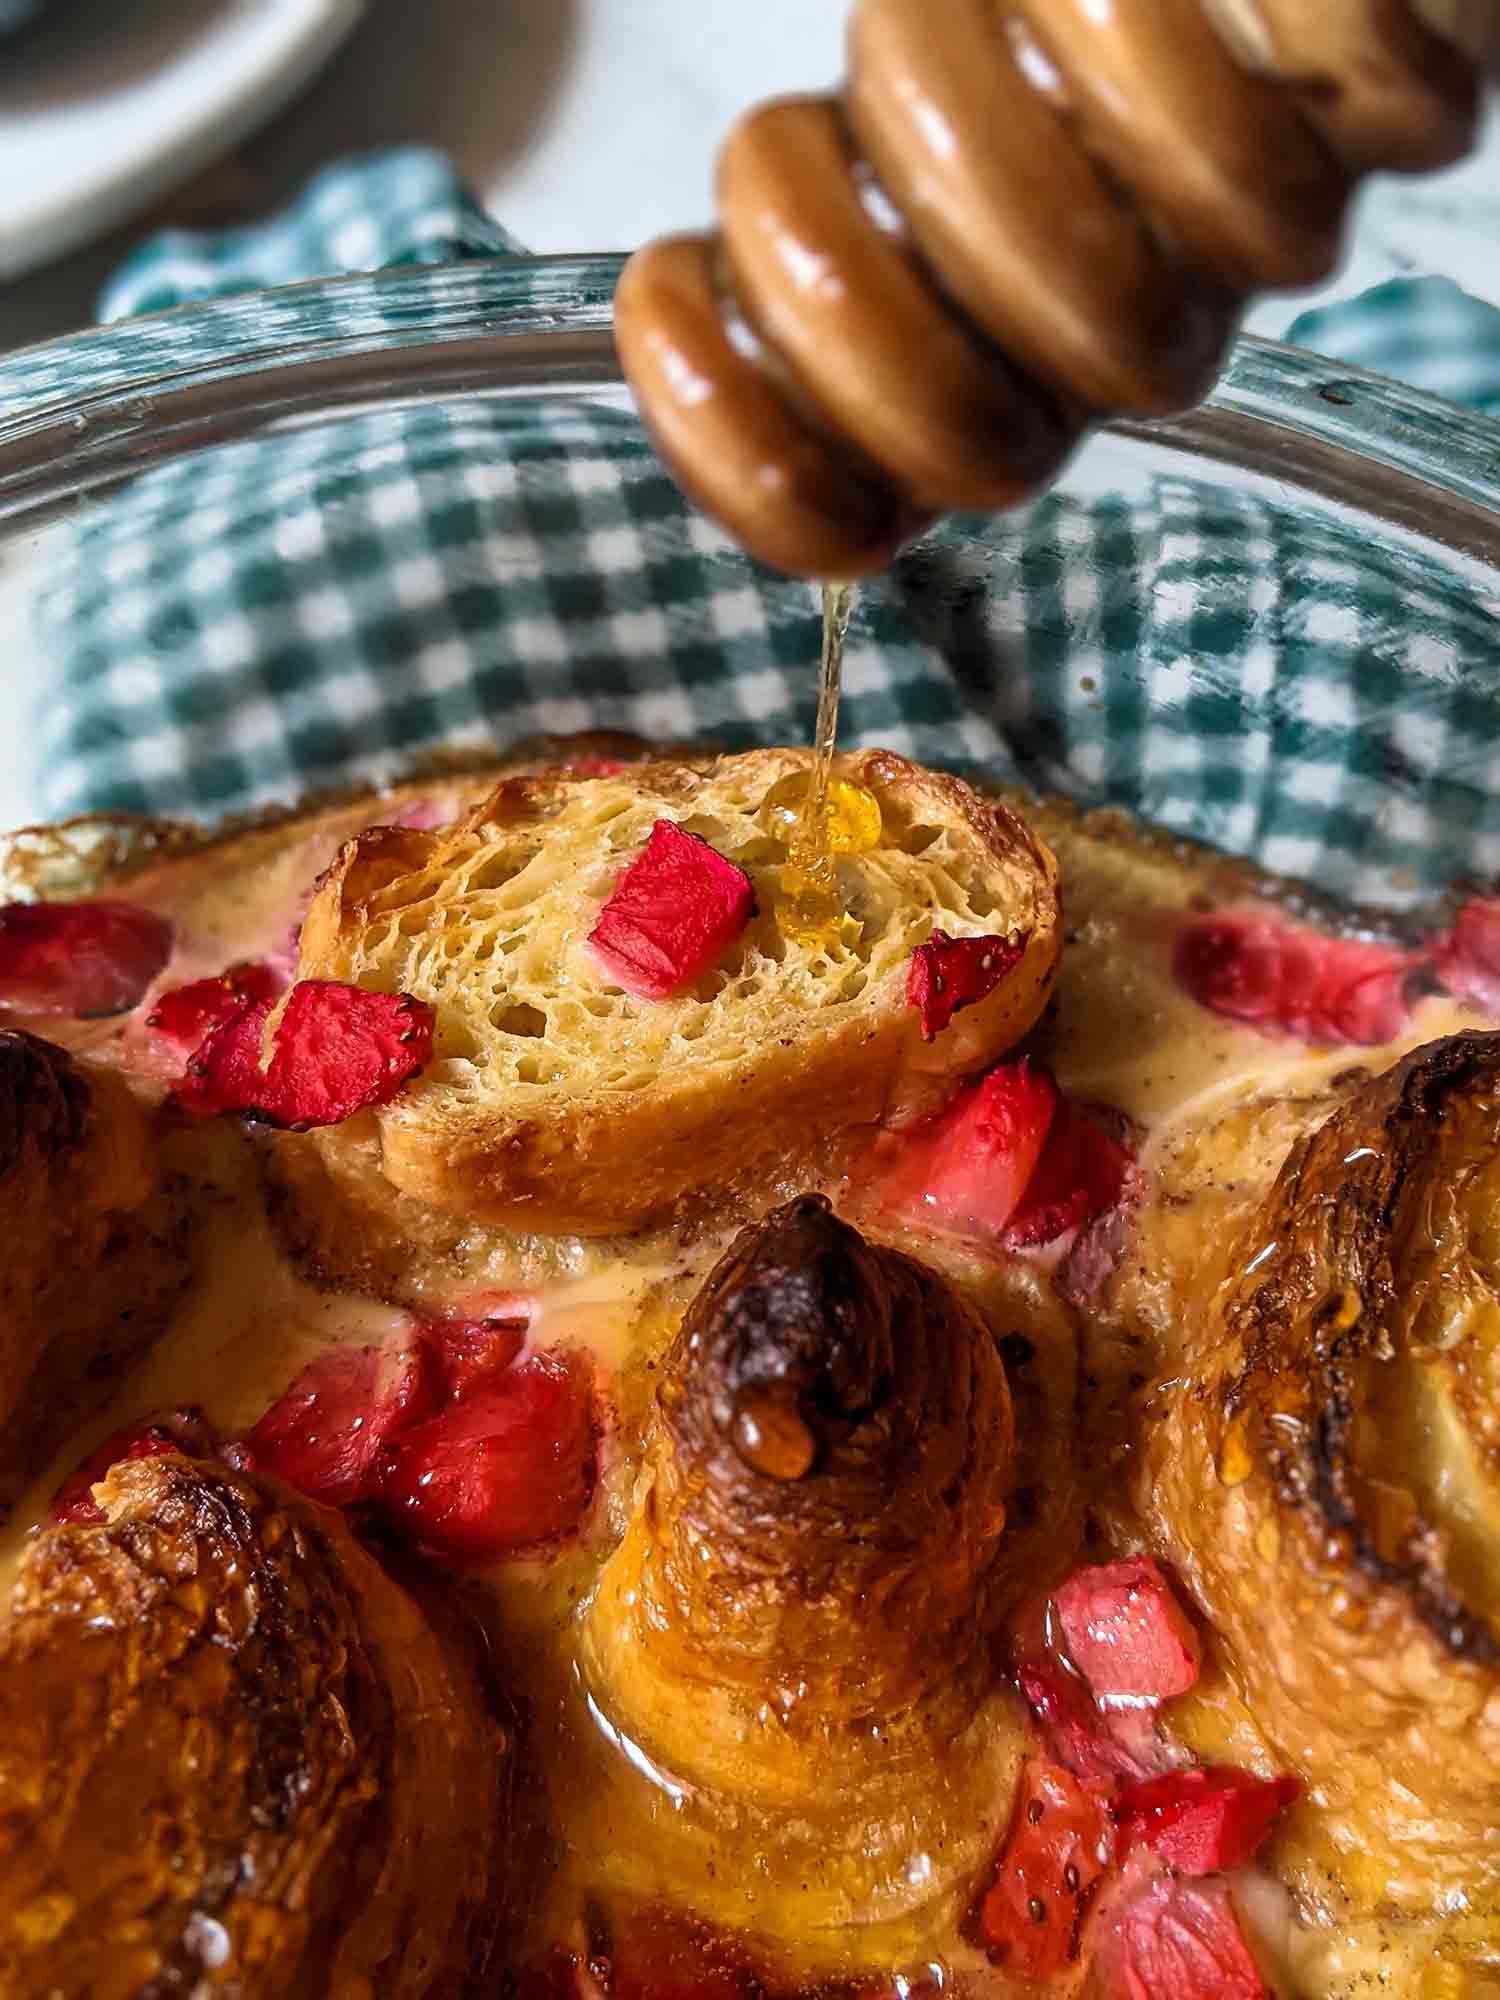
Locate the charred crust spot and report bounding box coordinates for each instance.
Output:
[0,1031,91,1175]
[1221,1031,1500,1666]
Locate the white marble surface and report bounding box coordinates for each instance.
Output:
[0,4,1497,830]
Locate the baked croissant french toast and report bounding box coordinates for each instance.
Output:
[0,738,1496,1997]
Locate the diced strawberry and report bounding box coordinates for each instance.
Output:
[1431,896,1500,1016]
[589,820,755,1000]
[389,796,448,831]
[143,960,285,1063]
[1017,1660,1166,1786]
[0,901,173,1019]
[1173,908,1415,1047]
[878,1058,1059,1242]
[426,1308,529,1401]
[978,1757,1115,1979]
[568,757,629,778]
[244,1341,438,1508]
[906,930,1026,1041]
[1003,1098,1134,1248]
[1094,1873,1269,2000]
[1114,1768,1300,1876]
[50,1408,217,1523]
[1055,1558,1201,1703]
[175,978,434,1128]
[508,1951,583,2000]
[593,1910,761,2000]
[379,1349,597,1564]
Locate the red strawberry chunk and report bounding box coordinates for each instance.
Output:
[379,1349,597,1564]
[0,901,173,1019]
[589,820,755,1000]
[1004,1098,1134,1248]
[906,930,1026,1041]
[1017,1660,1167,1786]
[878,1058,1058,1242]
[1114,1767,1300,1876]
[1432,897,1500,1016]
[143,960,285,1062]
[1097,1873,1269,2000]
[426,1307,530,1401]
[978,1757,1114,1979]
[567,756,629,778]
[50,1408,217,1523]
[1055,1557,1201,1703]
[1173,908,1415,1046]
[244,1341,437,1508]
[175,978,434,1128]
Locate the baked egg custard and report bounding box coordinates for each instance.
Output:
[0,738,1495,1999]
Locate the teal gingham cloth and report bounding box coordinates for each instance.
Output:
[28,148,1500,908]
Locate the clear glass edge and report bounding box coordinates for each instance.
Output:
[1,251,1498,545]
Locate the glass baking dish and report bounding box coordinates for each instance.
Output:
[1,251,1499,893]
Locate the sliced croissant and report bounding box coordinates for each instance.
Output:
[294,749,1059,1236]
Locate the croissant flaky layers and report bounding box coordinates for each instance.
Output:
[1138,1032,1500,1920]
[581,1197,1034,1937]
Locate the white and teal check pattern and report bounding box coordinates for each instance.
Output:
[17,150,1500,909]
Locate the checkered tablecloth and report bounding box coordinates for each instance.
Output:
[15,148,1500,908]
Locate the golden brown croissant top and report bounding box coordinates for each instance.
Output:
[0,1455,507,1998]
[0,1032,190,1508]
[580,1196,1029,1940]
[1136,1032,1500,1923]
[616,0,1487,576]
[589,1194,1014,1738]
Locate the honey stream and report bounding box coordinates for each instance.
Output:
[775,582,859,948]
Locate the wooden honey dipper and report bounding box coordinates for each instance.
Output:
[616,0,1496,578]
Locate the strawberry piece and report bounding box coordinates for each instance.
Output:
[596,1910,761,2000]
[50,1409,217,1523]
[1004,1097,1134,1248]
[1173,908,1415,1046]
[426,1307,529,1401]
[1017,1660,1167,1786]
[589,820,755,1000]
[567,756,629,778]
[175,978,435,1128]
[244,1341,437,1508]
[1114,1767,1300,1876]
[906,930,1026,1041]
[1096,1873,1269,2000]
[143,960,285,1062]
[978,1757,1115,1979]
[1055,1558,1201,1703]
[1432,897,1500,1016]
[878,1058,1058,1242]
[379,1349,597,1564]
[0,900,173,1019]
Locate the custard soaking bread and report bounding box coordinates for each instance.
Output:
[295,748,1060,1235]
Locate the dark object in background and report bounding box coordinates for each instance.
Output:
[0,0,45,32]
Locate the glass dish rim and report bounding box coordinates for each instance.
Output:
[0,251,1498,565]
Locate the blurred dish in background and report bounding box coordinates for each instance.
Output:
[0,0,365,281]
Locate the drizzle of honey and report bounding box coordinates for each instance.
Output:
[774,582,882,950]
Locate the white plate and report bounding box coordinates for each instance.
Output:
[0,0,365,281]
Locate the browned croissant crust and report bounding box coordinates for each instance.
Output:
[0,1455,507,1998]
[1136,1033,1500,1923]
[581,1196,1027,1939]
[0,1032,191,1511]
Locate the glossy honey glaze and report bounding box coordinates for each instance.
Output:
[1,767,1496,2000]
